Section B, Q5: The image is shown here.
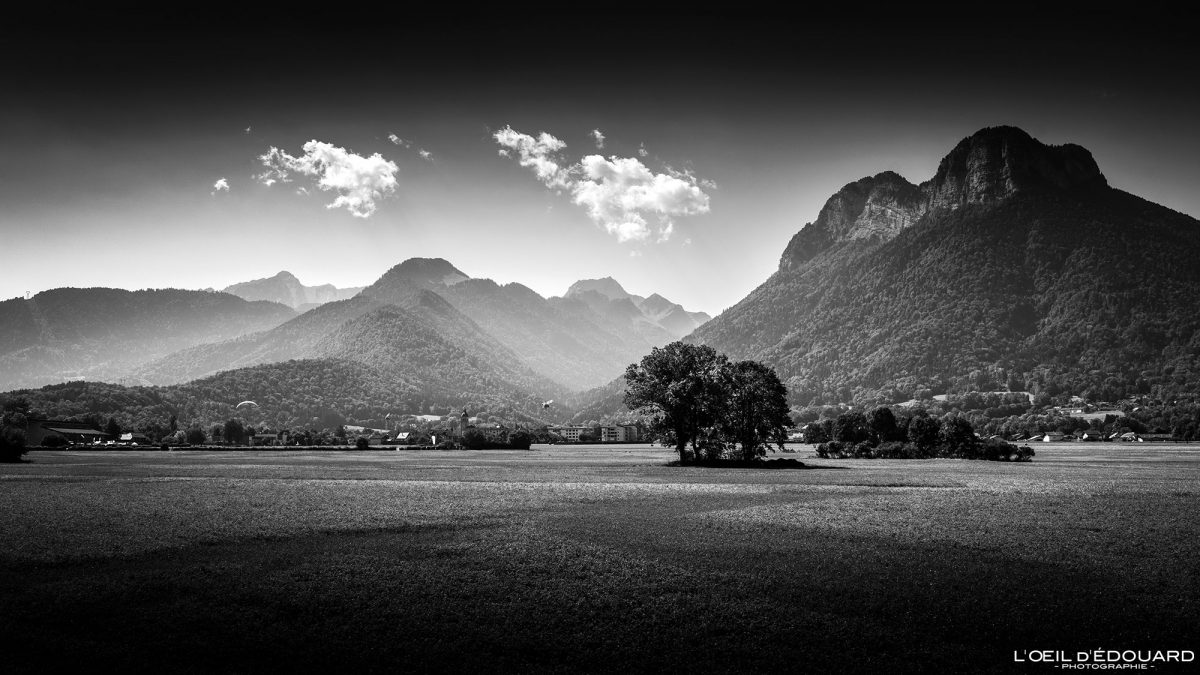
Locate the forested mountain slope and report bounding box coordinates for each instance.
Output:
[691,127,1200,405]
[0,288,295,390]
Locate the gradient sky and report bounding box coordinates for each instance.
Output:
[3,9,1197,316]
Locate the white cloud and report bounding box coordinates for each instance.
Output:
[493,125,571,190]
[497,148,510,158]
[211,177,230,196]
[388,133,411,148]
[571,155,710,242]
[590,129,605,149]
[244,126,251,135]
[257,140,399,218]
[494,127,711,243]
[296,186,310,196]
[637,143,648,157]
[419,149,433,161]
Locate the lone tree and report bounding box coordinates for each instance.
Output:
[223,418,246,445]
[624,342,729,463]
[624,342,791,463]
[721,360,791,460]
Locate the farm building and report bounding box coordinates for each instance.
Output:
[25,419,110,446]
[249,431,290,446]
[118,432,152,445]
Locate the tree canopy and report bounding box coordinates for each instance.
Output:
[624,342,789,463]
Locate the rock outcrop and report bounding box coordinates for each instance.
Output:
[779,126,1108,271]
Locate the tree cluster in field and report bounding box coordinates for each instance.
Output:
[805,407,1034,461]
[624,342,791,464]
[1,397,29,462]
[459,429,533,450]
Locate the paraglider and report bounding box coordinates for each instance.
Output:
[542,400,554,409]
[236,401,259,410]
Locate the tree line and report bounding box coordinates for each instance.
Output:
[805,407,1034,461]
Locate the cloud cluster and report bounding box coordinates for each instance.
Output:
[493,126,572,189]
[493,126,710,242]
[590,129,605,149]
[211,177,230,196]
[257,140,398,218]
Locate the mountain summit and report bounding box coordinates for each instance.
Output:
[222,271,362,310]
[781,126,1108,270]
[565,277,639,303]
[564,278,711,339]
[695,126,1200,406]
[372,258,470,289]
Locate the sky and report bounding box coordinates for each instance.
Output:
[3,8,1198,316]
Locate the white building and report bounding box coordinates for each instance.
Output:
[600,425,640,442]
[553,424,640,443]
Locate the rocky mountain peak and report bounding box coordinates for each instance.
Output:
[780,171,924,270]
[565,277,637,302]
[925,126,1106,211]
[223,271,362,310]
[779,126,1108,272]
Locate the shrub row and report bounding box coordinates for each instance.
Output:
[816,437,1034,462]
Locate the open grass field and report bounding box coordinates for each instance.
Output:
[2,443,1197,673]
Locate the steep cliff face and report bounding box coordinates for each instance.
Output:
[779,172,925,269]
[924,126,1106,211]
[779,127,1108,272]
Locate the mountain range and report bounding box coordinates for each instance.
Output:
[0,289,296,390]
[136,259,711,393]
[1,260,709,425]
[690,126,1200,406]
[5,125,1199,429]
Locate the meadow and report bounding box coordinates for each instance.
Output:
[1,443,1197,673]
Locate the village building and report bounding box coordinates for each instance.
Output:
[250,430,290,446]
[600,424,640,442]
[552,424,640,443]
[554,425,589,442]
